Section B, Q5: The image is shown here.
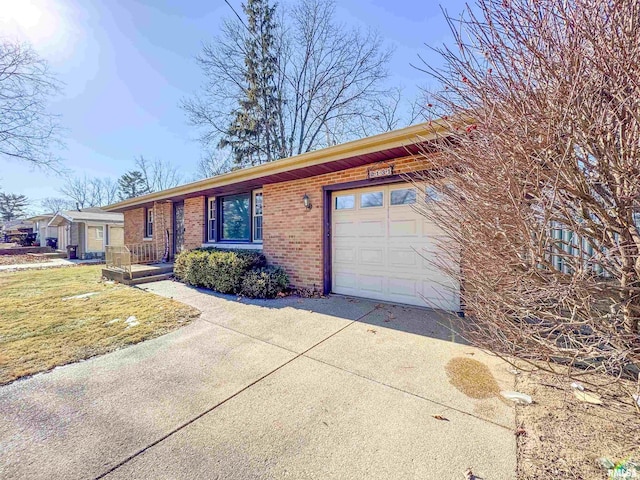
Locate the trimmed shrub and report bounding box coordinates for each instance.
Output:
[173,250,189,280]
[204,249,266,293]
[173,248,267,294]
[240,266,289,299]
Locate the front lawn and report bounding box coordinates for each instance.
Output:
[0,265,199,384]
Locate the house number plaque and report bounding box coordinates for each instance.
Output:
[367,164,394,179]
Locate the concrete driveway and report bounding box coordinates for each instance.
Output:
[0,281,517,480]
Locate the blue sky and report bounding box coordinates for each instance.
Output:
[0,0,466,204]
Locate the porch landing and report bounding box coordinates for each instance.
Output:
[102,263,174,285]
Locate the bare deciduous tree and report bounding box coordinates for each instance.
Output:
[414,0,640,383]
[39,197,73,214]
[195,149,235,179]
[134,155,183,192]
[59,176,118,208]
[183,0,405,175]
[0,41,63,168]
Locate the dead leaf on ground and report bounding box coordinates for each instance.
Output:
[432,414,449,421]
[515,426,527,437]
[367,329,377,334]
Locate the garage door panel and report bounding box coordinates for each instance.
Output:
[334,221,358,237]
[388,248,419,267]
[360,247,385,266]
[388,277,418,296]
[389,219,419,237]
[332,184,460,310]
[334,246,357,264]
[423,220,447,236]
[358,274,385,293]
[420,251,459,274]
[359,220,385,236]
[421,280,459,310]
[334,271,357,291]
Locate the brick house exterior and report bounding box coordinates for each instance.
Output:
[105,121,460,310]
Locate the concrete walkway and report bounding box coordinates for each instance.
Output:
[0,257,103,271]
[0,281,517,480]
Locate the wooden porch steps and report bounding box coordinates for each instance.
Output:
[102,263,174,286]
[123,273,173,285]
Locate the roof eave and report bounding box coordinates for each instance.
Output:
[103,120,450,212]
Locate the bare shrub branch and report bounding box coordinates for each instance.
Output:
[413,0,640,383]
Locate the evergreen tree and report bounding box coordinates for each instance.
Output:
[0,193,29,221]
[117,171,149,200]
[219,0,283,168]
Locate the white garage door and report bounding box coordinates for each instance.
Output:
[331,184,460,310]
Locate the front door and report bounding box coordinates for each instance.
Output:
[173,201,185,256]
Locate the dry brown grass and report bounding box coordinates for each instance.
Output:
[0,265,199,384]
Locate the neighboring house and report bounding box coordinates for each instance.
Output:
[104,122,460,310]
[27,214,58,245]
[47,208,125,259]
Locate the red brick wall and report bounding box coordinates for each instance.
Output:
[122,154,430,286]
[124,202,174,257]
[124,207,145,244]
[263,155,429,291]
[184,196,205,250]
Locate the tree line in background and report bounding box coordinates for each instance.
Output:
[0,156,184,219]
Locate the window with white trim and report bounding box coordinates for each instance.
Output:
[145,208,153,238]
[207,197,216,242]
[95,226,104,239]
[221,193,251,241]
[253,190,263,242]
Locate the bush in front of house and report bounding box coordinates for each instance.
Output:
[240,266,289,299]
[174,248,288,298]
[204,248,267,294]
[174,249,211,287]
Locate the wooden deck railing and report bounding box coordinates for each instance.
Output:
[129,242,162,265]
[106,242,163,279]
[105,245,132,279]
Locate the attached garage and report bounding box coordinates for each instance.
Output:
[331,183,459,310]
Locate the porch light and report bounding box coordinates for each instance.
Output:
[302,193,312,210]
